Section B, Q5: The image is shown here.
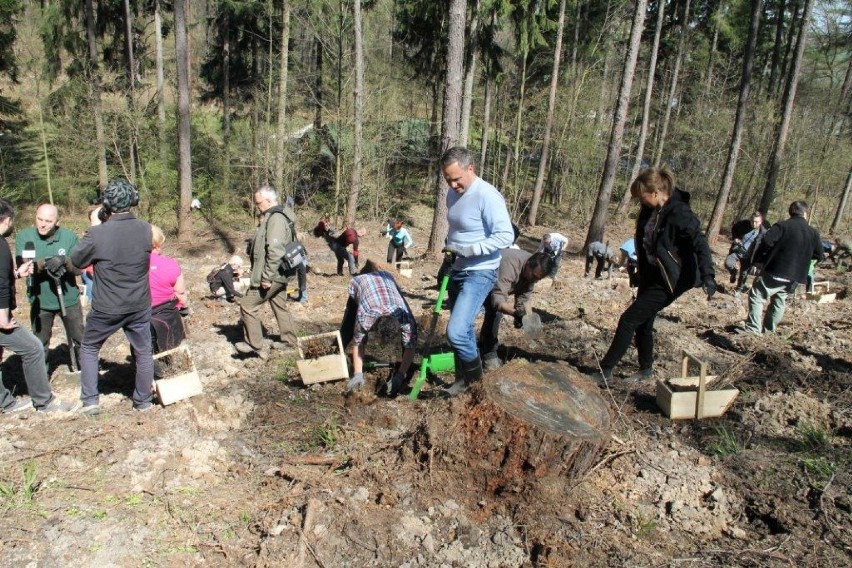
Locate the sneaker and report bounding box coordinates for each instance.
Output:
[2,398,33,414]
[483,356,502,372]
[624,368,654,384]
[133,402,155,413]
[79,404,101,416]
[235,341,266,357]
[38,399,79,413]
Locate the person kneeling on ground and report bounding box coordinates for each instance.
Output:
[149,226,188,377]
[208,255,244,302]
[585,241,618,279]
[480,250,553,371]
[339,260,418,397]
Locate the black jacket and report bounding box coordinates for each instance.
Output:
[635,188,715,297]
[755,215,822,283]
[71,212,152,315]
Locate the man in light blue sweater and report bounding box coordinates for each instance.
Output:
[440,146,514,396]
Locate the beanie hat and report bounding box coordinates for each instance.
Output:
[103,178,139,212]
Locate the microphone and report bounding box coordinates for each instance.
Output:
[22,241,35,291]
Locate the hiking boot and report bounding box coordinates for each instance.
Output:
[462,358,483,385]
[483,355,502,372]
[386,373,406,397]
[235,341,267,359]
[2,398,33,414]
[79,404,101,416]
[38,399,79,413]
[590,368,614,386]
[624,368,654,384]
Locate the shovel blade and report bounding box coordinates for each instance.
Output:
[522,312,542,338]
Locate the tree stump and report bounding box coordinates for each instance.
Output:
[412,359,611,499]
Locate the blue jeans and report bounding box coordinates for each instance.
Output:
[447,268,497,363]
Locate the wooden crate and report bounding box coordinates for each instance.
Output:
[397,261,413,279]
[297,331,349,385]
[806,281,836,303]
[656,351,738,420]
[154,344,203,405]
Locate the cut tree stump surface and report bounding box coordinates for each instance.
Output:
[414,359,612,502]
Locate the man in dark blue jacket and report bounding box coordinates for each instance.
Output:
[71,179,154,414]
[743,201,823,335]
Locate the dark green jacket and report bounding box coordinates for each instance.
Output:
[15,226,80,311]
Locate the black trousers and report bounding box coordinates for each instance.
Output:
[479,295,502,359]
[600,282,674,371]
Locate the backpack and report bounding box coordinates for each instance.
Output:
[277,207,307,276]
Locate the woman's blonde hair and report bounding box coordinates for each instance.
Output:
[151,225,166,249]
[630,165,676,199]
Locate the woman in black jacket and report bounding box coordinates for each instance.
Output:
[594,166,717,384]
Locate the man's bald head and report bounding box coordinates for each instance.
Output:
[35,203,60,237]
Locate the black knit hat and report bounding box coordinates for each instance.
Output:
[102,178,139,212]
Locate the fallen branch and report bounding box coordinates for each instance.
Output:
[284,455,348,466]
[297,498,325,568]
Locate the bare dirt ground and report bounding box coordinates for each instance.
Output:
[1,207,850,567]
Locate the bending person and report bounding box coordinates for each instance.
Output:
[149,226,187,355]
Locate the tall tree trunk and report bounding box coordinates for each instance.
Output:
[571,0,581,79]
[274,1,291,193]
[653,0,690,167]
[528,0,567,226]
[175,0,193,241]
[346,0,364,226]
[264,0,275,178]
[706,0,762,245]
[510,53,529,204]
[584,0,647,247]
[427,0,465,253]
[616,0,666,217]
[830,167,852,235]
[333,0,344,217]
[758,0,813,216]
[222,11,231,199]
[154,0,167,174]
[460,0,480,146]
[314,36,323,130]
[703,0,721,95]
[85,0,107,190]
[480,74,493,174]
[123,0,137,181]
[767,0,786,97]
[777,0,800,99]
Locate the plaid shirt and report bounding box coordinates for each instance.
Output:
[348,271,417,348]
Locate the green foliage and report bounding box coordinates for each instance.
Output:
[709,427,741,457]
[796,422,832,450]
[800,457,836,489]
[0,461,41,508]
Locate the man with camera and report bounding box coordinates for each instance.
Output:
[235,185,298,357]
[15,204,84,372]
[71,179,154,414]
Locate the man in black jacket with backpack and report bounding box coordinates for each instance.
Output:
[235,185,299,357]
[743,201,823,335]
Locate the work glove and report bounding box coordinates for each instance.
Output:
[345,372,365,395]
[703,277,717,301]
[45,255,67,280]
[441,245,466,258]
[514,306,527,320]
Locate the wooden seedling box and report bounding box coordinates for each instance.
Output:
[806,281,836,304]
[656,351,738,420]
[297,331,349,385]
[396,261,413,279]
[154,344,203,406]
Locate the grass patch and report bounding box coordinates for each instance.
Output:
[795,422,831,450]
[708,427,741,456]
[800,457,836,489]
[0,461,40,508]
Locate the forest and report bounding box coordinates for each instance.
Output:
[0,0,848,243]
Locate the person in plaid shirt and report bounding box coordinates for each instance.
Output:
[339,260,417,396]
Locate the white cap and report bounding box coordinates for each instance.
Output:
[229,255,244,266]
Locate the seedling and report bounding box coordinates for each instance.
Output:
[709,427,741,456]
[795,422,831,450]
[800,457,836,489]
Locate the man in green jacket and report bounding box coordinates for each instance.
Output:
[15,204,83,371]
[235,185,298,357]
